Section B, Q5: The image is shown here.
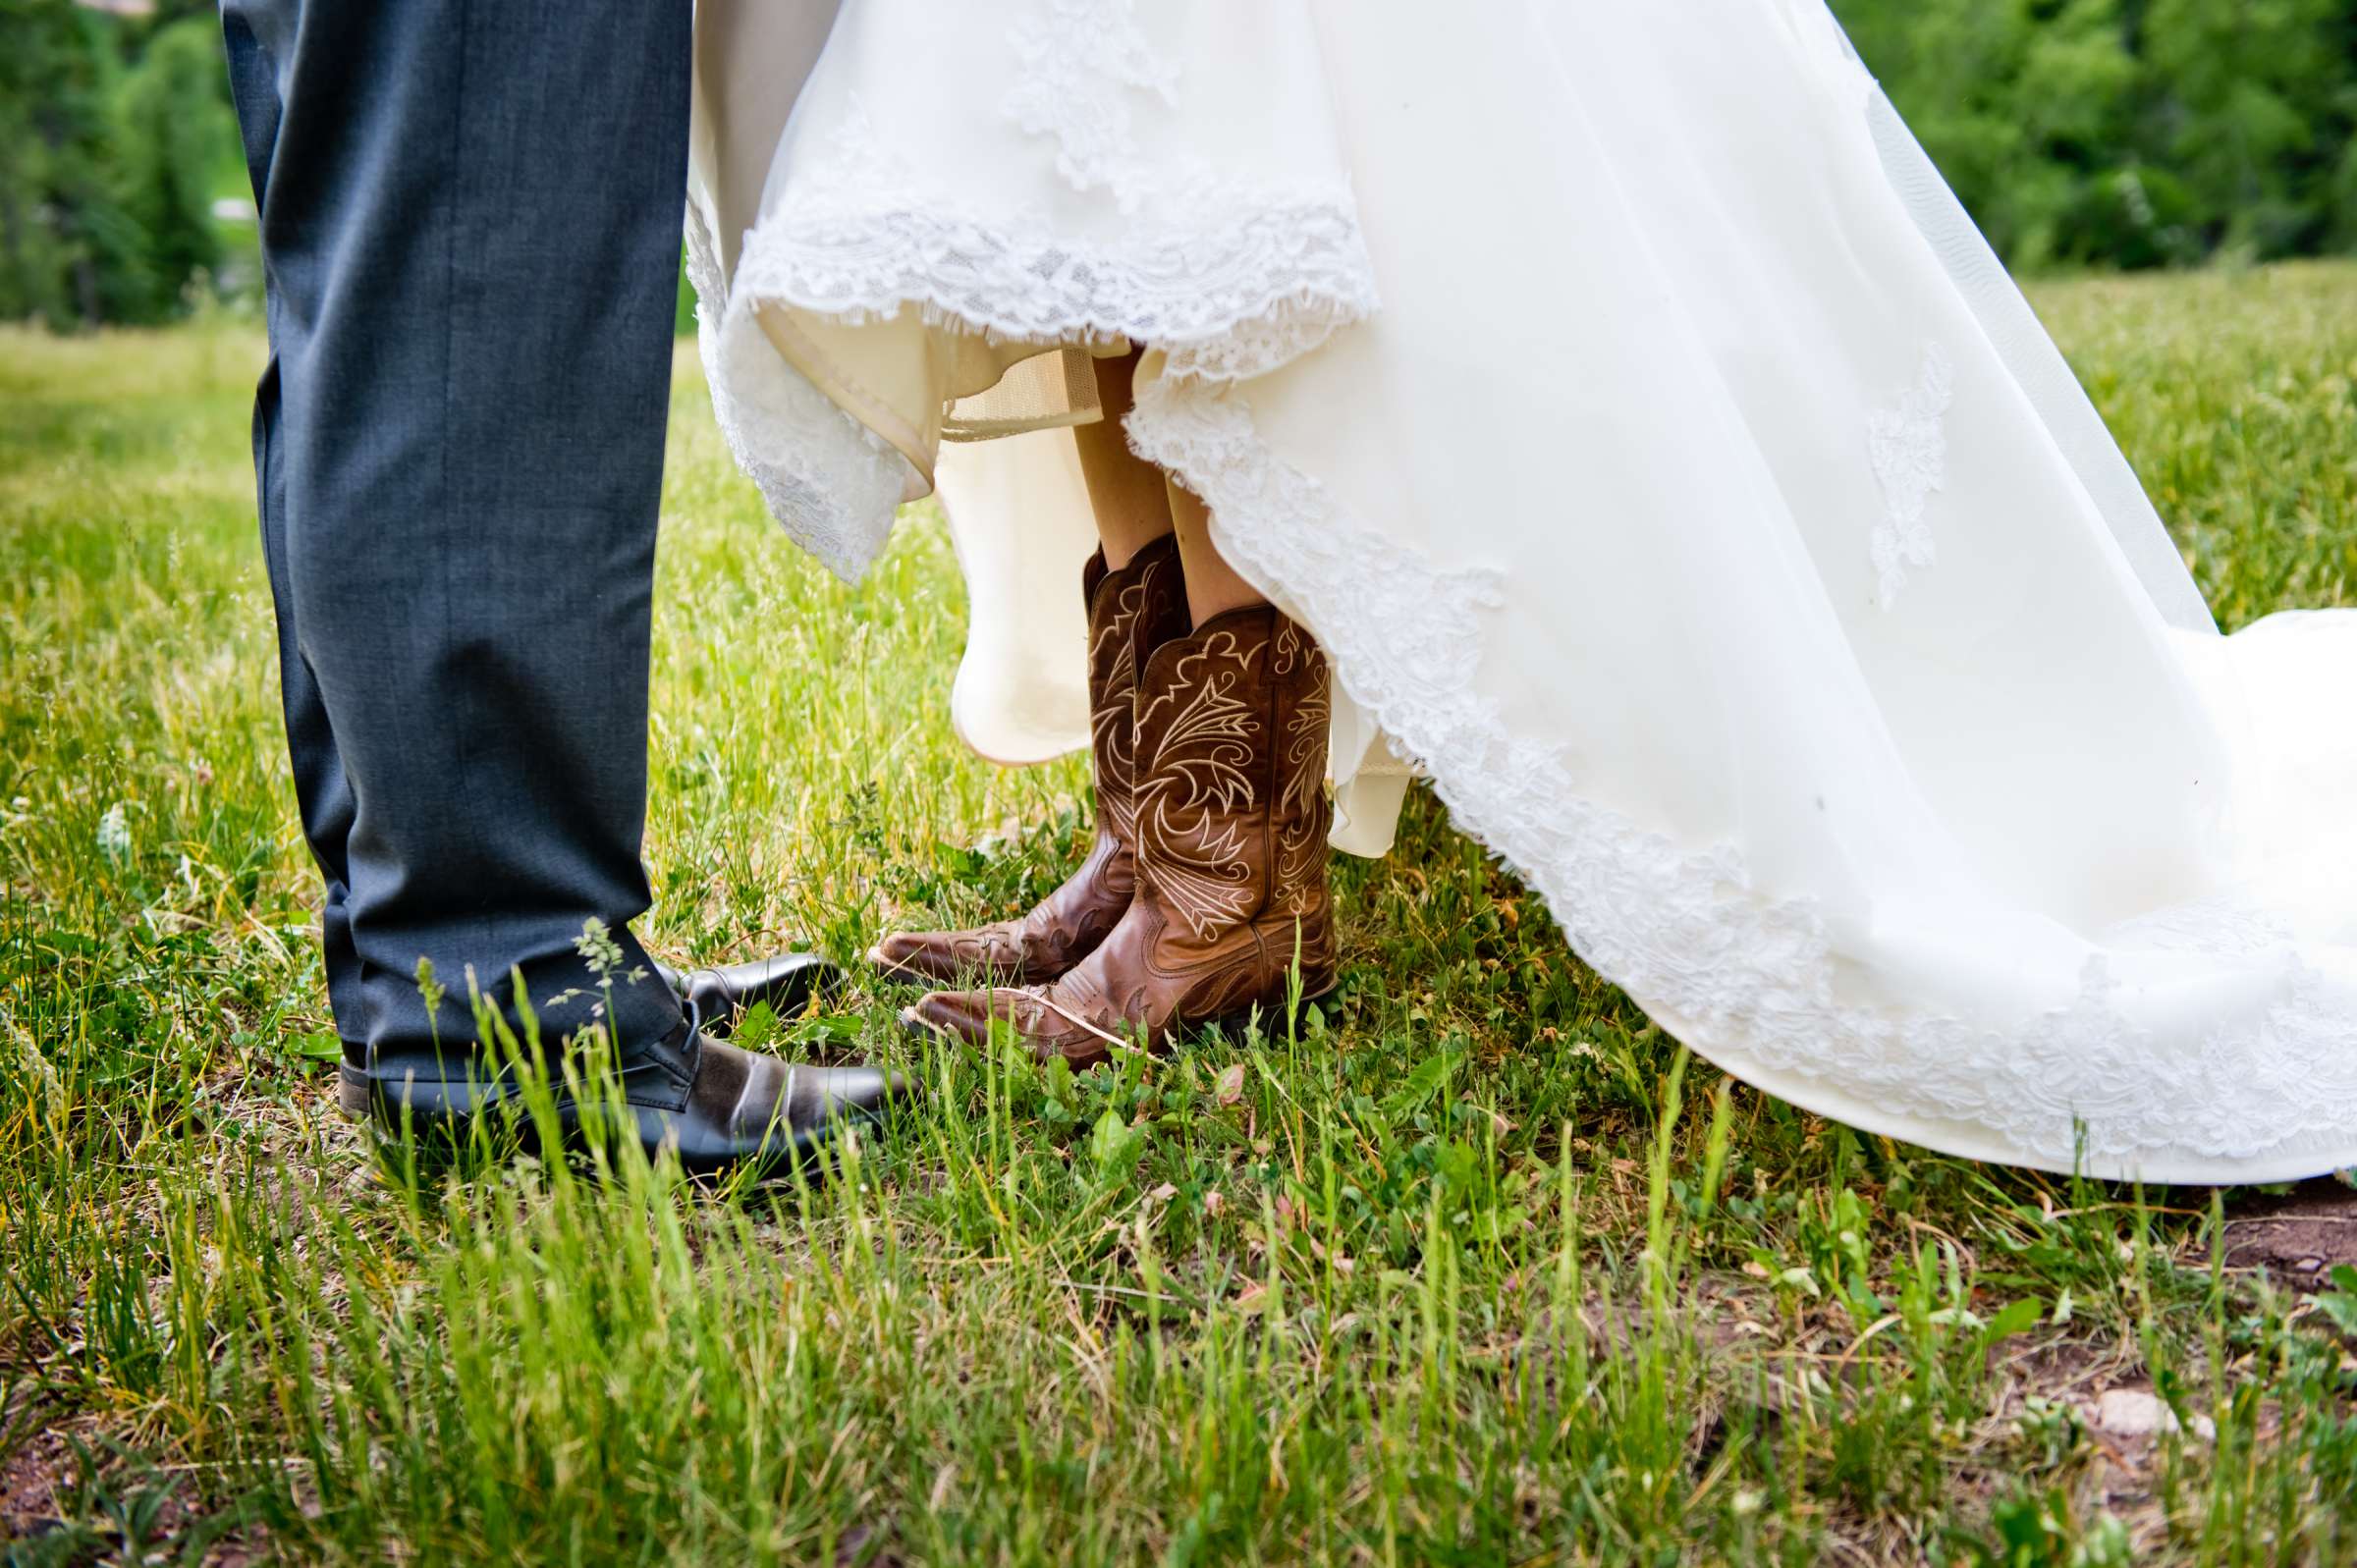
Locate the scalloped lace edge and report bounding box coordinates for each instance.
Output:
[685,208,913,582]
[729,198,1379,388]
[689,181,1378,578]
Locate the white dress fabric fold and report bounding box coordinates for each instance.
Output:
[688,0,2357,1182]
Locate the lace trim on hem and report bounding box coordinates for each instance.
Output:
[729,202,1380,387]
[695,163,1379,574]
[1124,369,2357,1177]
[685,207,914,583]
[691,187,1377,579]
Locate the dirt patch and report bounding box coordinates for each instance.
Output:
[2221,1179,2357,1287]
[0,1424,70,1539]
[0,1413,268,1565]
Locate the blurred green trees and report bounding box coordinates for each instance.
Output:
[109,14,239,315]
[0,0,2352,330]
[1,0,240,329]
[1832,0,2357,269]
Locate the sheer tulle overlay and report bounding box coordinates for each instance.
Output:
[689,0,2357,1180]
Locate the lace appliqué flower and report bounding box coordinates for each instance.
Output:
[1002,0,1178,211]
[1868,341,1953,607]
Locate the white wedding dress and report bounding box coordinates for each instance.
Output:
[686,0,2357,1182]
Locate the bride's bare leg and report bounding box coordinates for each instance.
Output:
[1073,350,1175,568]
[1166,479,1269,626]
[1075,347,1268,622]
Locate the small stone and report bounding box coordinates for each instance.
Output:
[2088,1388,2216,1442]
[2091,1388,2173,1436]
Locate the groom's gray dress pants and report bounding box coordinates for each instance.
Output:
[220,0,691,1081]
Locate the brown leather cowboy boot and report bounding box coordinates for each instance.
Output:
[906,604,1338,1068]
[868,532,1188,986]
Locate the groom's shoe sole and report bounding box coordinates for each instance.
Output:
[340,1072,833,1173]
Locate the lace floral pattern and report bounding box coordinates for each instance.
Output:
[732,94,1377,388]
[696,7,1376,575]
[1125,370,2357,1176]
[1002,0,1178,209]
[1868,341,1954,607]
[734,193,1376,385]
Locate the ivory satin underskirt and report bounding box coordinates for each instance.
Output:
[761,297,1420,853]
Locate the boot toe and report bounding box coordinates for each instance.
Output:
[869,931,960,984]
[903,981,1123,1068]
[902,988,999,1045]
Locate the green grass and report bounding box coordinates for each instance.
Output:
[3,263,2356,1566]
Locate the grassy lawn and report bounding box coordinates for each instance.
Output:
[4,262,2356,1566]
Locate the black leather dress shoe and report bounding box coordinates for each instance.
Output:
[658,952,843,1035]
[339,1010,907,1176]
[640,1037,904,1174]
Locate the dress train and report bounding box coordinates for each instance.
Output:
[686,0,2357,1181]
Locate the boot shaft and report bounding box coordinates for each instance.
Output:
[1083,533,1188,846]
[868,535,1186,990]
[904,603,1340,1066]
[1131,605,1333,942]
